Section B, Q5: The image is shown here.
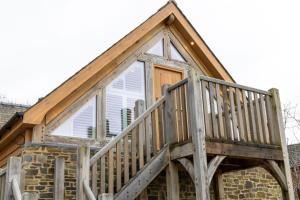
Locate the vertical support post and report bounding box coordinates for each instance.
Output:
[97,88,106,141]
[55,157,65,200]
[269,88,295,199]
[162,84,177,144]
[166,161,180,200]
[187,69,210,200]
[4,156,21,200]
[76,145,90,200]
[213,170,224,200]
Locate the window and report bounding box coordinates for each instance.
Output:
[147,39,164,56]
[52,96,97,138]
[106,61,145,135]
[170,42,186,62]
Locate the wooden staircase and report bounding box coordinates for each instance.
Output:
[77,69,295,200]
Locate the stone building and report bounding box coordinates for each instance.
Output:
[0,1,295,200]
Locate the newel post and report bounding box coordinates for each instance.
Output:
[162,84,177,144]
[4,156,21,200]
[187,69,210,200]
[76,145,90,200]
[269,88,295,200]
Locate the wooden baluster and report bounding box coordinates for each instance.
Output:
[248,91,258,142]
[151,109,158,154]
[229,87,238,140]
[131,128,137,176]
[176,87,183,142]
[216,84,225,139]
[100,155,106,194]
[91,162,97,196]
[181,84,188,140]
[124,135,129,183]
[222,85,231,140]
[254,93,264,143]
[116,141,122,191]
[242,90,251,142]
[209,82,219,139]
[158,104,165,148]
[259,94,270,144]
[235,88,245,141]
[135,100,146,166]
[265,95,275,144]
[108,149,114,194]
[202,81,212,138]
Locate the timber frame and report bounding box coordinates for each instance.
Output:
[0,1,296,200]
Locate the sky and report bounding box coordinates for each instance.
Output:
[0,0,300,143]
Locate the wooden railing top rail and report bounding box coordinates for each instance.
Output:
[199,75,270,95]
[90,96,166,165]
[167,78,188,92]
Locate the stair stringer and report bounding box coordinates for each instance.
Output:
[114,145,170,200]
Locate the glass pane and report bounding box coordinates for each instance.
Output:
[170,42,186,62]
[147,39,164,56]
[106,61,145,135]
[52,96,96,138]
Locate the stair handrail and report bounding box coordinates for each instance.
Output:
[90,96,166,165]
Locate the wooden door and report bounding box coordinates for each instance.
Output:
[153,66,183,100]
[152,65,183,150]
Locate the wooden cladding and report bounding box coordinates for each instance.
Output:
[197,76,278,146]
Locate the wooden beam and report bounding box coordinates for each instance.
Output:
[177,158,195,183]
[207,156,226,185]
[166,161,179,200]
[206,142,283,161]
[264,160,288,191]
[55,157,65,200]
[187,69,210,199]
[269,88,295,200]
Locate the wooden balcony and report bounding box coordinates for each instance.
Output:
[167,73,284,161]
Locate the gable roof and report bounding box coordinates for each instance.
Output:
[0,1,234,145]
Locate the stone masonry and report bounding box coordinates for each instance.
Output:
[21,145,77,200]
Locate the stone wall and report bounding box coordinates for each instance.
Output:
[146,166,282,200]
[21,145,77,200]
[222,167,282,199]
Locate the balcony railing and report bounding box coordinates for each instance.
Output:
[167,74,281,147]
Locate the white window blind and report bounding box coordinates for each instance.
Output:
[52,96,96,138]
[106,61,145,135]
